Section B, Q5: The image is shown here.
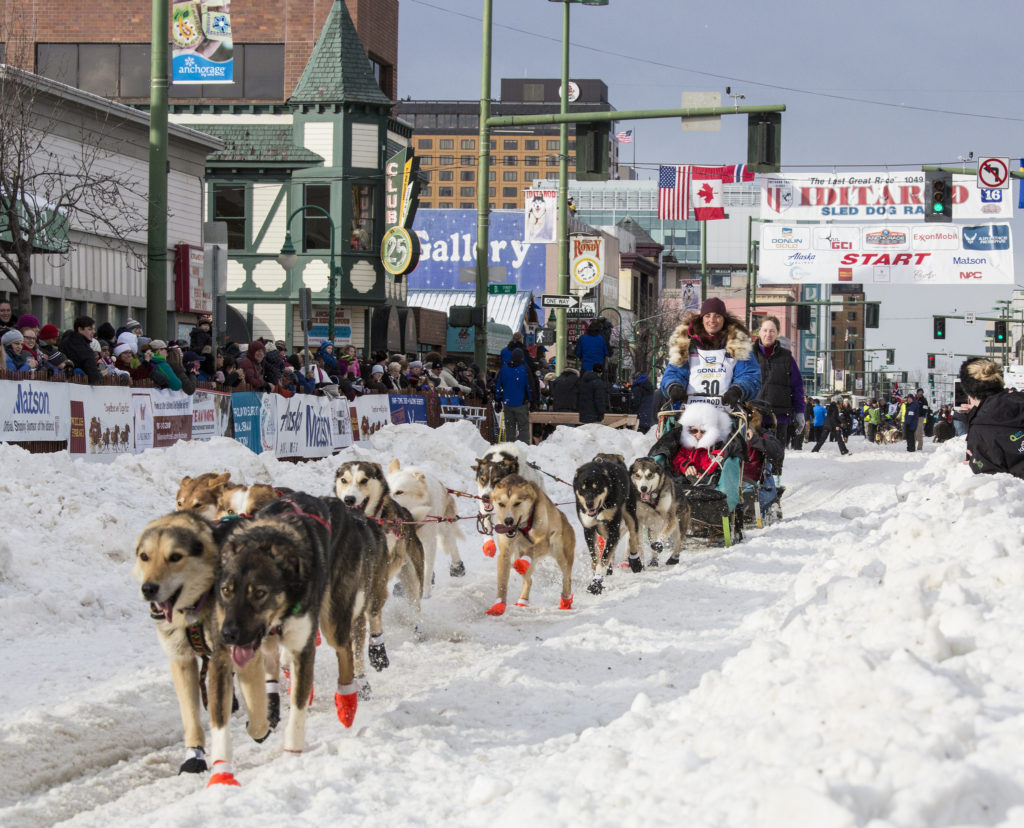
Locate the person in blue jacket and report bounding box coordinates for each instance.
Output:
[494,348,533,443]
[811,399,827,444]
[903,394,922,453]
[575,319,610,371]
[659,297,761,409]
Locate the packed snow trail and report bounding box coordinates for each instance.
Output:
[3,425,1023,827]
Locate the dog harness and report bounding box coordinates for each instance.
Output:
[281,499,332,532]
[492,504,535,539]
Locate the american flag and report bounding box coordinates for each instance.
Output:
[615,129,633,144]
[658,165,690,221]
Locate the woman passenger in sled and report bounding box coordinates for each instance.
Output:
[659,297,761,409]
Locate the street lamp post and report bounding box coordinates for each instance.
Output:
[548,0,608,374]
[278,205,340,345]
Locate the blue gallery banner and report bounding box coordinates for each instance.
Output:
[230,391,262,453]
[388,394,429,425]
[410,210,548,293]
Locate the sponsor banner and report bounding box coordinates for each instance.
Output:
[523,189,557,243]
[230,391,263,453]
[351,395,392,443]
[69,385,134,461]
[0,380,69,442]
[332,398,354,451]
[259,393,278,454]
[273,395,335,459]
[388,393,429,425]
[172,0,233,84]
[758,222,1014,285]
[192,388,233,440]
[760,172,1013,222]
[570,234,604,290]
[132,392,154,453]
[152,390,193,448]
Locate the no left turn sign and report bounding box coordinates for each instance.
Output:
[977,157,1010,189]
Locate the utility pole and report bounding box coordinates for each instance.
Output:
[147,0,169,340]
[473,0,493,370]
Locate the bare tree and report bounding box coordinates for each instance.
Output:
[627,289,683,381]
[0,59,148,314]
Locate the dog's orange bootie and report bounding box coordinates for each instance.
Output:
[559,594,574,610]
[482,539,497,557]
[485,601,506,616]
[335,691,358,728]
[512,556,532,575]
[206,760,240,788]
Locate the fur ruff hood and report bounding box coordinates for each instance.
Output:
[680,403,733,449]
[668,311,752,367]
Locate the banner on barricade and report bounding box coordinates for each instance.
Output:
[332,397,353,450]
[192,388,233,440]
[132,391,153,452]
[69,385,134,461]
[272,395,335,458]
[352,395,392,443]
[152,390,193,448]
[259,393,278,454]
[0,380,69,442]
[388,393,428,425]
[230,391,263,453]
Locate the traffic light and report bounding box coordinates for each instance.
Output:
[933,316,946,339]
[924,170,953,223]
[864,302,880,328]
[747,112,782,173]
[796,304,812,330]
[995,320,1008,342]
[886,349,895,364]
[928,373,935,387]
[927,353,935,369]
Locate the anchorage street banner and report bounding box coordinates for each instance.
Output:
[760,172,1014,222]
[758,222,1014,285]
[172,0,233,84]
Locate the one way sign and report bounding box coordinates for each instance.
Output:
[541,294,580,309]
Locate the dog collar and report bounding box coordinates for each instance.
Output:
[180,587,213,617]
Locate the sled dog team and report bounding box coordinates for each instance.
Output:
[132,443,693,786]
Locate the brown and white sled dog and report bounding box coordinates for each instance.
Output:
[334,461,425,608]
[213,492,392,784]
[485,474,575,615]
[629,456,691,567]
[472,442,546,534]
[387,458,465,595]
[132,510,270,778]
[216,482,290,519]
[573,453,642,594]
[176,472,232,519]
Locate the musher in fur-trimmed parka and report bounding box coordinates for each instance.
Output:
[659,297,762,408]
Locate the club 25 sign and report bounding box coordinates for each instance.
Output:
[381,148,422,276]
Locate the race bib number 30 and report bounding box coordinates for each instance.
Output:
[687,348,733,405]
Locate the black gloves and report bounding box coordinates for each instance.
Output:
[667,383,687,402]
[721,386,743,407]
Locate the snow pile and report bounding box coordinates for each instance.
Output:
[3,429,1024,827]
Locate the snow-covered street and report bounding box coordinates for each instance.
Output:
[3,423,1024,828]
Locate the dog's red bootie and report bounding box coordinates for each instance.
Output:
[482,539,497,558]
[512,556,532,575]
[559,594,574,610]
[486,601,506,616]
[335,686,358,728]
[206,760,240,788]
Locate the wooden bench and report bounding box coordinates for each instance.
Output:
[529,411,638,429]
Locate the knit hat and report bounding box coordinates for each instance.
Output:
[2,330,23,347]
[410,360,423,369]
[275,340,287,350]
[249,340,265,355]
[114,343,133,358]
[371,364,384,375]
[15,314,39,330]
[148,339,168,350]
[89,338,101,353]
[510,348,525,366]
[698,297,727,318]
[125,318,142,331]
[39,324,59,341]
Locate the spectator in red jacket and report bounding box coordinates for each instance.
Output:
[238,341,272,390]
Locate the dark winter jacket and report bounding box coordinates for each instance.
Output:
[58,330,103,384]
[238,355,268,390]
[577,370,609,424]
[754,340,805,425]
[965,391,1024,480]
[631,374,655,431]
[262,348,286,386]
[494,363,532,407]
[189,325,212,354]
[575,328,610,372]
[550,368,580,411]
[903,399,921,433]
[823,401,842,430]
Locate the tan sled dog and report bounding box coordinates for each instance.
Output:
[176,472,232,519]
[486,474,575,615]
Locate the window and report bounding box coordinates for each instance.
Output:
[525,140,539,151]
[488,171,496,181]
[460,187,474,197]
[847,311,857,321]
[213,184,246,250]
[546,140,560,150]
[488,187,495,197]
[523,83,545,102]
[349,183,376,251]
[502,203,517,209]
[502,187,517,197]
[525,156,539,167]
[439,155,454,166]
[79,44,119,97]
[419,156,433,167]
[439,187,454,197]
[420,185,432,197]
[460,202,474,208]
[439,139,454,149]
[303,184,331,251]
[437,113,458,129]
[243,44,285,98]
[461,155,474,166]
[458,171,473,182]
[414,113,437,129]
[439,202,453,208]
[418,138,433,149]
[439,171,454,181]
[503,140,518,150]
[461,139,475,150]
[502,171,517,182]
[489,140,497,150]
[503,156,517,166]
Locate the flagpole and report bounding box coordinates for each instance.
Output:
[632,128,636,177]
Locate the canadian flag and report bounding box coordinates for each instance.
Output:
[690,166,726,220]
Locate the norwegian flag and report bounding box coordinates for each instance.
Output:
[658,165,690,221]
[690,166,726,221]
[723,163,755,183]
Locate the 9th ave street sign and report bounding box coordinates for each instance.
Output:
[541,294,580,309]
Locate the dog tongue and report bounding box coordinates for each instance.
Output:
[158,602,174,623]
[231,645,257,669]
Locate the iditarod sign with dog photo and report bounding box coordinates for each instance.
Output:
[68,385,135,461]
[523,190,557,244]
[758,222,1014,285]
[0,379,69,442]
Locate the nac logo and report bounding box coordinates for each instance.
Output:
[959,271,983,279]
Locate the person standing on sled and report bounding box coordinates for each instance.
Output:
[659,297,762,411]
